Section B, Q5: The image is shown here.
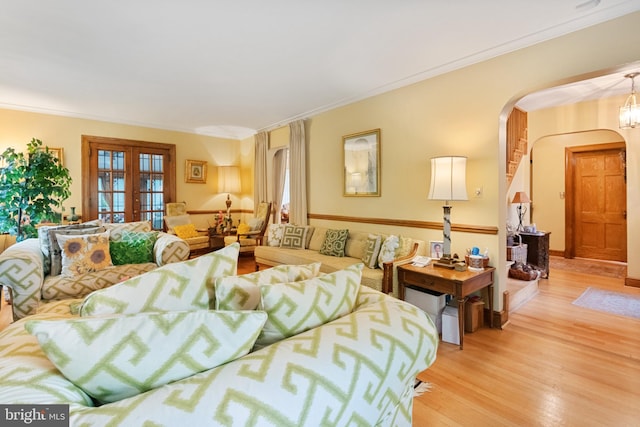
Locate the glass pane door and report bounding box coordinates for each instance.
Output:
[97,150,126,223]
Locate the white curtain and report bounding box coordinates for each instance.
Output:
[254,131,268,212]
[273,148,287,223]
[289,120,308,225]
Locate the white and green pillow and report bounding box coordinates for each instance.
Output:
[266,224,285,247]
[215,262,322,311]
[256,263,363,347]
[362,234,382,269]
[378,235,399,267]
[79,243,240,316]
[319,228,349,257]
[26,309,267,403]
[103,220,152,241]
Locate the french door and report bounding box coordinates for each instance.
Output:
[81,136,176,230]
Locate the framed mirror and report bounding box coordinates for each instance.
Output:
[343,129,380,196]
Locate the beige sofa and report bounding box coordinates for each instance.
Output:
[255,225,426,297]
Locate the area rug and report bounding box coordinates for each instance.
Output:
[572,287,640,320]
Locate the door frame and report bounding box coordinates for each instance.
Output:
[81,135,176,224]
[564,141,626,259]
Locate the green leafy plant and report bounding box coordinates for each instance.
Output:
[0,138,72,240]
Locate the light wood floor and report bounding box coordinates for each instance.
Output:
[414,259,640,426]
[2,257,639,426]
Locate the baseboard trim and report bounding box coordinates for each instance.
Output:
[625,277,640,288]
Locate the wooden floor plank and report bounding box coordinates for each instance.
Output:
[414,258,640,426]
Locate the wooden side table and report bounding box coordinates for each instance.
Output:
[397,263,495,350]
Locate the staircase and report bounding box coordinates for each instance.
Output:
[506,107,528,186]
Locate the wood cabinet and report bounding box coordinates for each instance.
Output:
[520,232,550,278]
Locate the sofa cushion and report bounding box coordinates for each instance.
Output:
[43,222,104,276]
[56,231,113,277]
[26,309,267,404]
[308,226,328,251]
[103,220,153,241]
[215,262,322,311]
[79,243,240,317]
[378,235,399,266]
[256,263,363,347]
[173,223,200,239]
[319,229,349,257]
[110,230,158,265]
[362,234,382,269]
[280,225,310,249]
[266,223,285,247]
[344,230,370,259]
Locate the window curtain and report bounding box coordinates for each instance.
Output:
[254,131,268,213]
[273,148,287,223]
[289,120,308,225]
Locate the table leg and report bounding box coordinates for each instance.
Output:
[488,283,494,328]
[457,297,465,350]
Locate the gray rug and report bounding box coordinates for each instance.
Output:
[572,287,640,320]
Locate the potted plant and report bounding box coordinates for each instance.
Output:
[0,138,72,240]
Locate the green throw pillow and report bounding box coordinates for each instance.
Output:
[255,263,363,348]
[110,230,159,265]
[362,234,382,269]
[26,309,267,403]
[319,228,349,257]
[279,225,310,249]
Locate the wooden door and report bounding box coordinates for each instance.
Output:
[81,136,176,230]
[566,143,626,262]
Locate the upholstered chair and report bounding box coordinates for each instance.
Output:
[163,202,210,256]
[224,202,272,257]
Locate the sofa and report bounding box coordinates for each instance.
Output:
[255,224,426,297]
[0,220,189,321]
[0,244,439,426]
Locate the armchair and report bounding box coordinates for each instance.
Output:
[163,202,210,256]
[224,202,272,257]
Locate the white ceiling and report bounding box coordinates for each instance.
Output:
[1,1,639,139]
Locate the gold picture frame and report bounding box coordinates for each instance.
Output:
[343,129,381,196]
[185,159,207,183]
[43,147,64,166]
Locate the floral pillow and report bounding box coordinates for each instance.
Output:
[56,231,112,277]
[377,235,399,268]
[267,224,285,247]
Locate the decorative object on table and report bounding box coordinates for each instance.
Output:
[0,138,72,240]
[185,159,207,183]
[508,261,540,281]
[429,240,443,259]
[343,129,380,197]
[511,191,531,232]
[428,156,468,269]
[67,206,80,222]
[218,165,241,214]
[619,72,640,129]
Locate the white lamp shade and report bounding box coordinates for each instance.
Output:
[218,166,241,193]
[428,156,468,201]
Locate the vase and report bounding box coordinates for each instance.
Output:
[68,207,79,222]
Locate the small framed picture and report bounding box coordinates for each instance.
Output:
[185,159,207,183]
[429,241,444,259]
[42,147,64,166]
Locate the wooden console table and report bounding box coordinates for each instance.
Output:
[397,263,495,350]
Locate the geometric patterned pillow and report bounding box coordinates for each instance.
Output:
[103,220,152,241]
[361,234,382,269]
[319,229,349,257]
[109,230,158,265]
[215,262,322,311]
[56,231,112,277]
[255,262,363,348]
[377,235,399,268]
[279,225,309,249]
[25,309,268,403]
[78,243,240,317]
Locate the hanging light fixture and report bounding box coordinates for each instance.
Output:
[619,72,640,129]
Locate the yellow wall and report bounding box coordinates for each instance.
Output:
[0,109,244,215]
[304,12,640,307]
